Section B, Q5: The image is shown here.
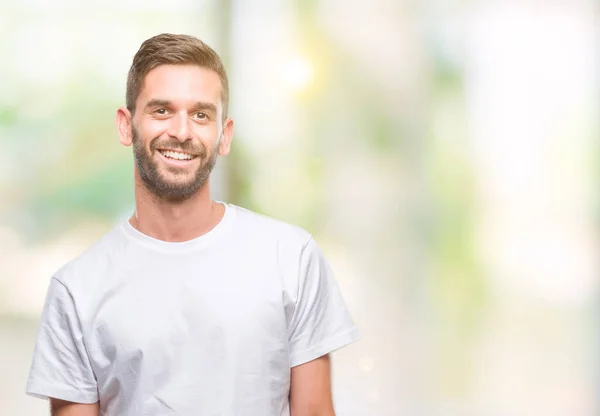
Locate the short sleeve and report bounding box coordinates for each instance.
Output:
[288,238,360,367]
[26,277,98,404]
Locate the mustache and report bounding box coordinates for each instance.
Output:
[149,137,207,157]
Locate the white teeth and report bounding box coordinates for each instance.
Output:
[161,150,193,160]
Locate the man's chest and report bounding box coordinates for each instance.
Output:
[83,260,291,388]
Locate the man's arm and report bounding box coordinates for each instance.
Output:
[50,399,100,416]
[289,354,336,416]
[27,279,99,407]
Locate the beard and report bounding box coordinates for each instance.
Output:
[132,126,219,201]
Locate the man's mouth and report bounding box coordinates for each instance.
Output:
[157,149,197,161]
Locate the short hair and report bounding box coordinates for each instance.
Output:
[126,33,229,118]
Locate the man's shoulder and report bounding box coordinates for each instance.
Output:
[52,223,126,289]
[230,204,313,246]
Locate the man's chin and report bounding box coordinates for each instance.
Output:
[140,174,203,200]
[152,186,201,201]
[136,158,214,200]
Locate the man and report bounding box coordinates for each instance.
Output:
[26,33,359,416]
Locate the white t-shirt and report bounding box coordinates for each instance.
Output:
[26,203,359,416]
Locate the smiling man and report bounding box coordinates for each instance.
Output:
[25,34,359,416]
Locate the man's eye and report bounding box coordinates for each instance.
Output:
[155,108,168,115]
[194,112,207,120]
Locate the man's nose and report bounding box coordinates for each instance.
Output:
[168,112,192,142]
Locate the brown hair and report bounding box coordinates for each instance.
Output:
[126,33,229,118]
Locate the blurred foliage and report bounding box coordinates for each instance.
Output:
[0,105,19,126]
[224,138,256,212]
[1,69,132,241]
[424,41,487,396]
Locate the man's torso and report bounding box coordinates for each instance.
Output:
[59,205,306,415]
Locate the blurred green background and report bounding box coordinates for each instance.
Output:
[1,0,598,414]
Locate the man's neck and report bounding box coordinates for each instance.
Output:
[129,177,225,243]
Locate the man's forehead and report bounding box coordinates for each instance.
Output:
[139,64,223,102]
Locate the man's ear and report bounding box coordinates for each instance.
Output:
[116,107,133,146]
[218,117,234,156]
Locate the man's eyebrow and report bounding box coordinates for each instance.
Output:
[144,99,217,114]
[190,102,218,113]
[145,99,171,109]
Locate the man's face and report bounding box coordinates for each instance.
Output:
[130,64,227,200]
